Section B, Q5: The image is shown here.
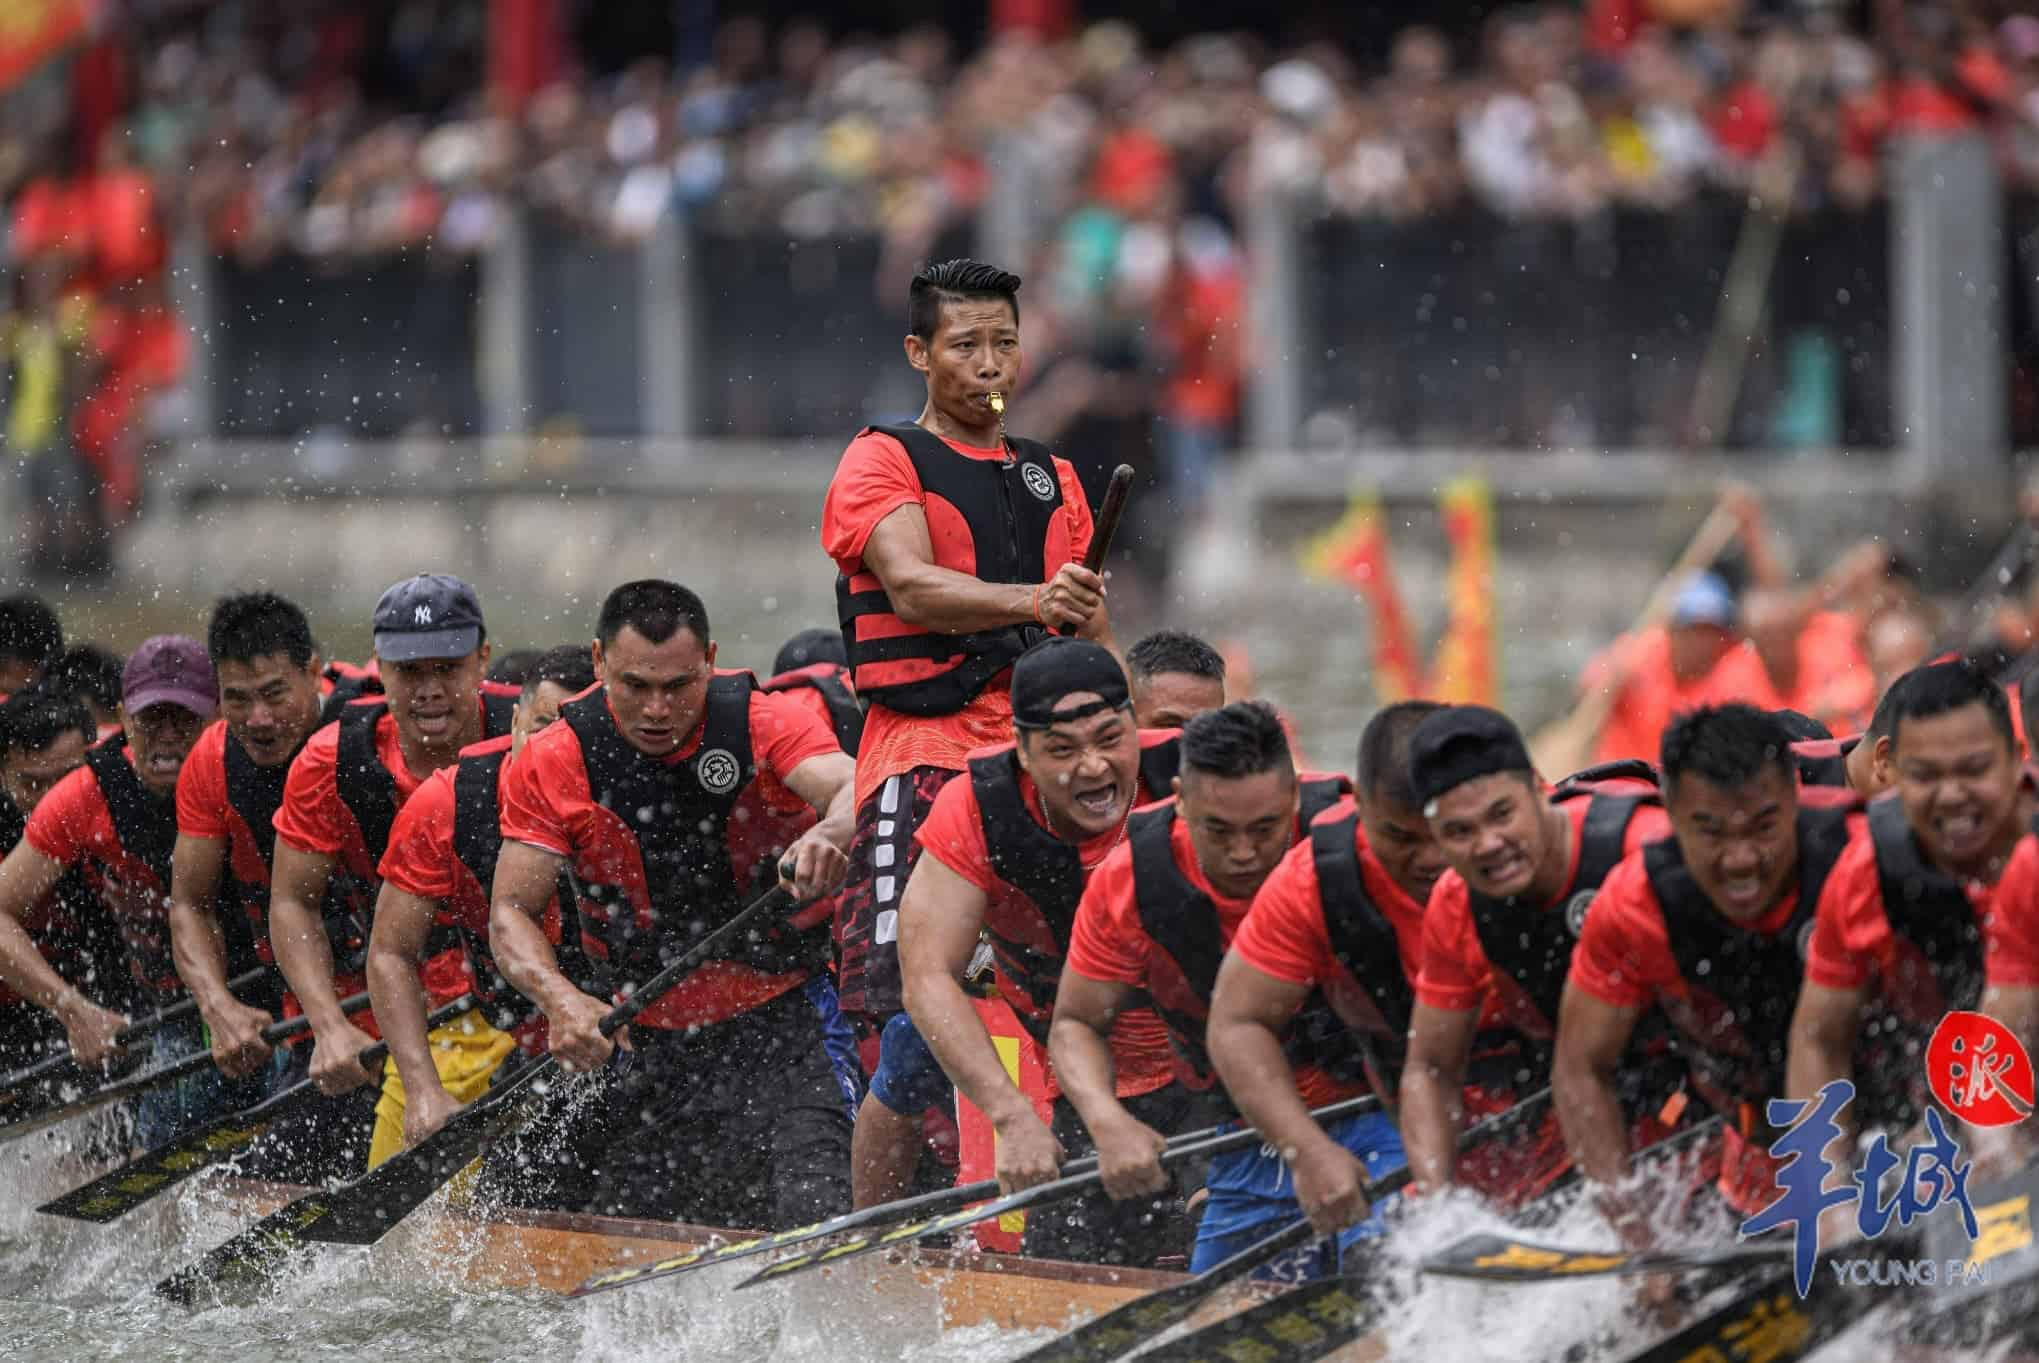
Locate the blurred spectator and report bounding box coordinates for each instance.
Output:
[1,261,100,580]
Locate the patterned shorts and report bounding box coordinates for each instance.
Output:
[833,764,961,1024]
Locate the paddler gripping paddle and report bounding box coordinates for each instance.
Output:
[570,1093,1383,1299]
[154,885,798,1307]
[0,965,272,1104]
[732,1092,1389,1293]
[40,994,476,1223]
[1000,1088,1559,1363]
[0,987,372,1145]
[1132,1110,1723,1363]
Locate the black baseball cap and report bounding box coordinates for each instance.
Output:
[372,574,486,663]
[1408,705,1535,810]
[1011,638,1130,730]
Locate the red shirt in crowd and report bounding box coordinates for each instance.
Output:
[1418,797,1673,1037]
[914,745,1177,1102]
[1066,788,1358,1106]
[499,680,839,1031]
[821,428,1094,809]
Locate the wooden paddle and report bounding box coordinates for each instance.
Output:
[1529,502,1743,778]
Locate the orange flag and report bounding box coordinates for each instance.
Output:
[1301,491,1422,703]
[0,0,86,92]
[1426,475,1500,706]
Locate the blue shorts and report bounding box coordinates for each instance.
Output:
[804,976,866,1123]
[868,1010,954,1116]
[134,1015,285,1151]
[1189,1109,1407,1276]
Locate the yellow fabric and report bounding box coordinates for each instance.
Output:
[368,1009,517,1169]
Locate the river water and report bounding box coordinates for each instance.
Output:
[3,1105,2023,1363]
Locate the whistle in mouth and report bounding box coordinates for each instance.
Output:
[988,392,1005,416]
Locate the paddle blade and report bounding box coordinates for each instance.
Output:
[1004,1218,1321,1363]
[41,1111,281,1223]
[1420,1233,1785,1284]
[154,1191,335,1307]
[1133,1273,1379,1363]
[292,1060,555,1246]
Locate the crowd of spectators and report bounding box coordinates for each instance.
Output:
[2,1,2036,527]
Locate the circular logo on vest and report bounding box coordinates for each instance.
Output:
[697,748,742,796]
[1796,919,1818,962]
[1021,462,1057,502]
[1565,890,1597,937]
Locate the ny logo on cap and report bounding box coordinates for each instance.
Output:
[414,605,433,626]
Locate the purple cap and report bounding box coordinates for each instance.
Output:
[122,635,218,719]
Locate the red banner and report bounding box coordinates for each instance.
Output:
[0,0,87,93]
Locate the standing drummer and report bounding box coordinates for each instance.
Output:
[823,257,1115,1193]
[823,259,1113,1041]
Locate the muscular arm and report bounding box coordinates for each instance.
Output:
[1047,970,1135,1131]
[267,839,348,1033]
[1399,1003,1479,1192]
[779,751,857,900]
[1786,980,1870,1213]
[489,840,584,1020]
[0,842,81,1013]
[365,882,443,1112]
[1551,981,1643,1206]
[898,855,1031,1127]
[167,833,275,1076]
[489,839,613,1070]
[864,505,1107,638]
[1205,954,1322,1161]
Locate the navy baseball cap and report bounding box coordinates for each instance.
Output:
[372,574,486,663]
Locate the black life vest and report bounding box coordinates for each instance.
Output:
[560,677,829,994]
[968,733,1181,1046]
[1127,778,1363,1089]
[1644,804,1854,1112]
[762,664,864,756]
[1465,790,1655,1034]
[971,746,1088,1047]
[220,726,373,976]
[86,736,262,1003]
[449,744,592,1028]
[1307,806,1423,1087]
[1866,795,1985,1018]
[835,423,1064,717]
[334,691,516,867]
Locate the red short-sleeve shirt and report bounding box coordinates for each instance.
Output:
[1067,794,1356,1106]
[499,681,838,1031]
[1231,800,1428,994]
[820,427,1095,808]
[1566,845,1811,1011]
[175,720,272,891]
[378,736,558,1049]
[1806,814,2018,1016]
[25,747,169,936]
[1986,834,2039,988]
[914,748,1176,1101]
[275,707,437,877]
[1417,796,1672,1026]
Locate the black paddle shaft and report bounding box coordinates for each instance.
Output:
[1055,463,1134,638]
[0,964,273,1094]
